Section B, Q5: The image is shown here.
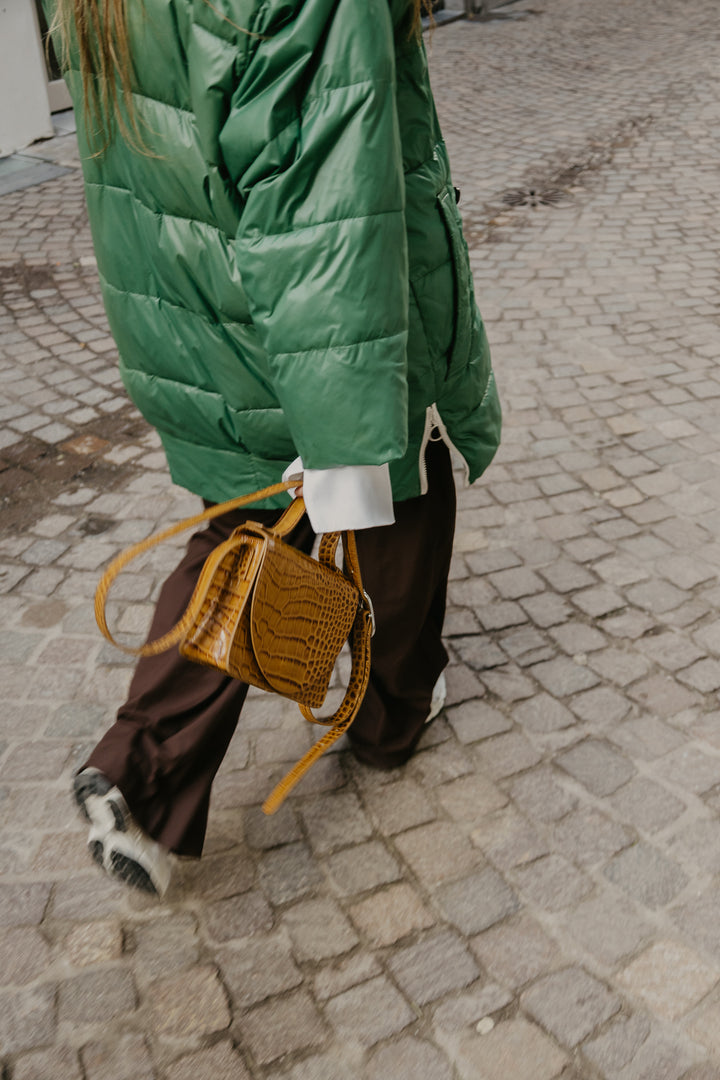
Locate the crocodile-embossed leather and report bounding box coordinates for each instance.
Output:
[95,481,372,814]
[180,533,273,693]
[180,526,359,709]
[251,534,359,705]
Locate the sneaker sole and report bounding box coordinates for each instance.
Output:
[426,672,447,725]
[108,850,158,895]
[89,839,105,867]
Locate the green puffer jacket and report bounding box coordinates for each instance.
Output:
[54,0,501,507]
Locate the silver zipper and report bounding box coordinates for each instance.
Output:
[418,406,434,495]
[418,402,471,492]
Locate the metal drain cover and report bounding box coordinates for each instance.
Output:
[501,187,568,208]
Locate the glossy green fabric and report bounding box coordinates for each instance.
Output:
[52,0,500,506]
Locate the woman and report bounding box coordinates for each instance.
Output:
[48,0,501,895]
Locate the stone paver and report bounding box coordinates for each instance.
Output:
[386,929,479,1005]
[4,0,720,1075]
[604,843,689,908]
[147,966,231,1036]
[688,1002,720,1061]
[237,990,326,1064]
[617,940,719,1021]
[470,912,562,989]
[582,1014,653,1077]
[522,967,622,1048]
[81,1035,155,1080]
[449,1016,568,1080]
[323,976,414,1047]
[365,1036,454,1080]
[349,881,435,946]
[562,892,654,966]
[163,1043,251,1080]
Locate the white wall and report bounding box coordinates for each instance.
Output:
[0,0,54,156]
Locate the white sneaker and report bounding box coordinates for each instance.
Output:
[426,672,447,724]
[73,768,172,896]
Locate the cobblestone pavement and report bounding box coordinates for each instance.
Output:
[2,0,720,1076]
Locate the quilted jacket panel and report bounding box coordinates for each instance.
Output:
[52,0,501,505]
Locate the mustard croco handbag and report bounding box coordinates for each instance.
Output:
[94,481,373,814]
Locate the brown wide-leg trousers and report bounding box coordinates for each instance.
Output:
[86,439,456,857]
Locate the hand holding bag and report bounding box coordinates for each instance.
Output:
[94,481,374,814]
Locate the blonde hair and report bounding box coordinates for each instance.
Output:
[49,0,143,155]
[50,0,430,155]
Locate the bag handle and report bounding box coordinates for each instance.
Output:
[317,529,366,597]
[94,480,301,656]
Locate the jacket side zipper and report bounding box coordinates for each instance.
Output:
[418,402,471,494]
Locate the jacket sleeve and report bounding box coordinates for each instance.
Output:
[219,0,410,470]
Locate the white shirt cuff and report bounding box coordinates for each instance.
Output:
[282,458,395,532]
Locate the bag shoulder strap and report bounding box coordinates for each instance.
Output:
[94,481,300,656]
[262,599,373,814]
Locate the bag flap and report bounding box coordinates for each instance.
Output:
[185,530,267,660]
